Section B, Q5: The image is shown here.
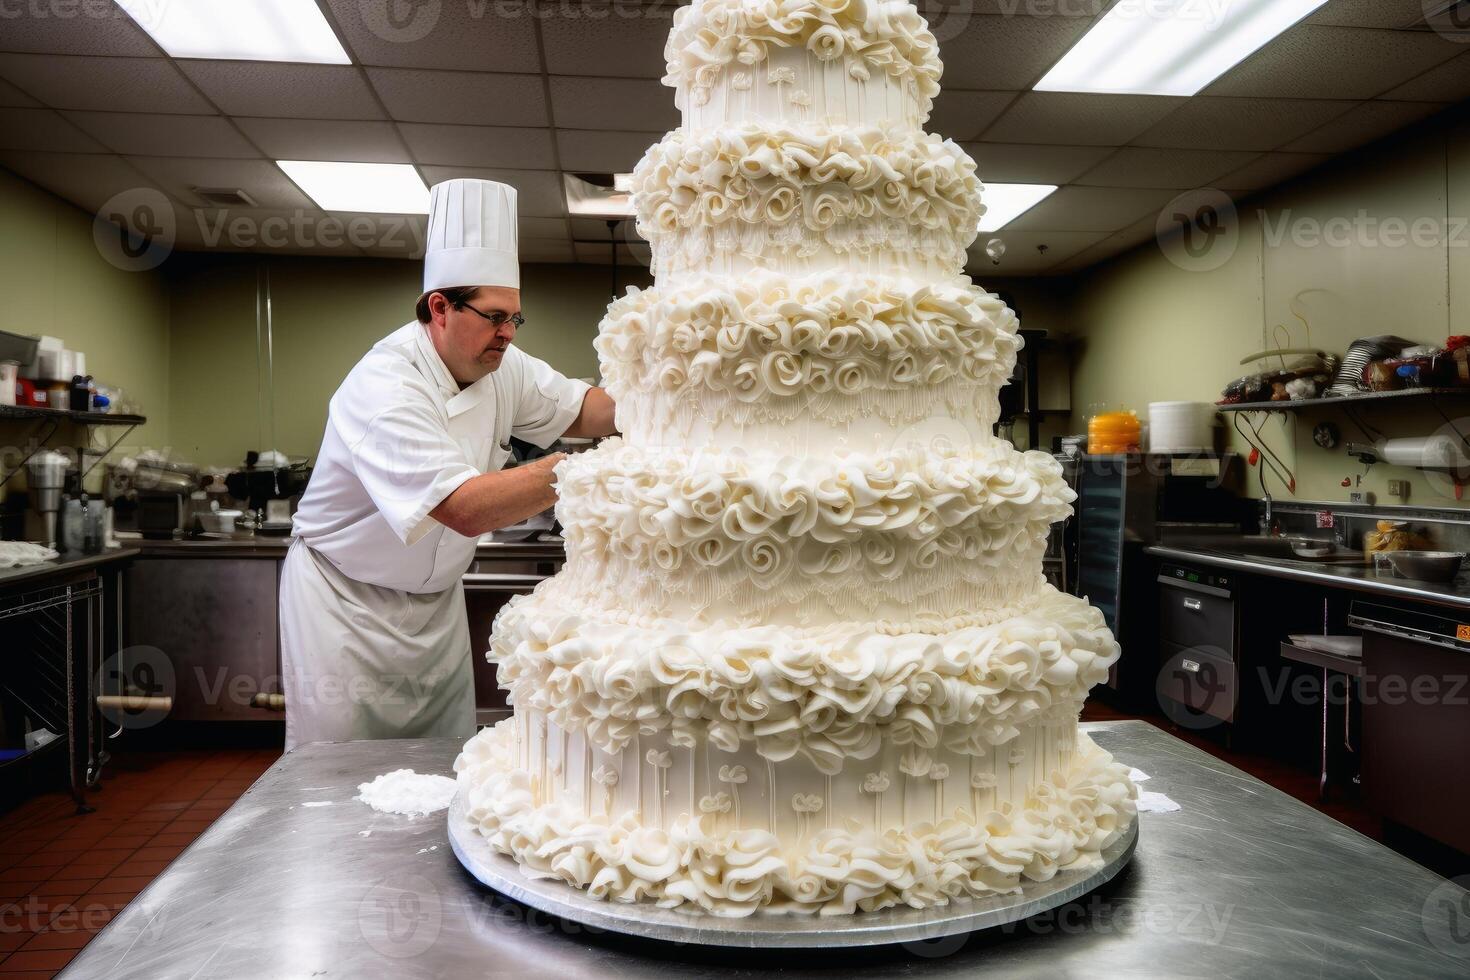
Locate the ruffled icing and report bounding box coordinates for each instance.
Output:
[663,0,944,117]
[455,723,1136,916]
[595,272,1019,429]
[489,585,1119,767]
[552,438,1070,612]
[631,124,982,275]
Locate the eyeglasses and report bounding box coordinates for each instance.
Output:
[458,304,525,329]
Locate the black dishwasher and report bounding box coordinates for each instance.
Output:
[1157,564,1238,724]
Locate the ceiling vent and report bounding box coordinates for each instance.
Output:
[192,187,258,207]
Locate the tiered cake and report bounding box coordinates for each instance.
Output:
[455,0,1136,916]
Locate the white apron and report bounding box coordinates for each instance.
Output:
[280,322,589,751]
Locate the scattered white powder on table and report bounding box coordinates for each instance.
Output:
[356,768,457,817]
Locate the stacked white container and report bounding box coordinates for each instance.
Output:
[1148,401,1217,454]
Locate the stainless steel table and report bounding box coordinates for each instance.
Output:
[59,721,1470,978]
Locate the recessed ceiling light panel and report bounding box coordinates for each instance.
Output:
[1035,0,1330,97]
[978,183,1058,232]
[118,0,351,64]
[277,161,429,214]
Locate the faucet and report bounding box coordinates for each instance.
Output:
[1261,488,1275,537]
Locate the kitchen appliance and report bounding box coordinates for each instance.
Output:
[1070,454,1244,704]
[224,451,312,514]
[24,451,70,547]
[1156,563,1238,725]
[1349,600,1470,853]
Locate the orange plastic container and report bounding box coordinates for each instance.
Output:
[1087,410,1140,454]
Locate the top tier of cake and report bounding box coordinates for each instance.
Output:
[664,0,942,132]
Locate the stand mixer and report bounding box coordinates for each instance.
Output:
[24,450,70,548]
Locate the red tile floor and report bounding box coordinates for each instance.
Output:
[0,747,279,977]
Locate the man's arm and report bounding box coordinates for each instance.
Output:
[561,387,617,439]
[428,452,565,538]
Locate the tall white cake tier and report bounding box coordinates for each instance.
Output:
[455,0,1136,917]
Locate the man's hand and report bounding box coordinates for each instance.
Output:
[562,387,617,439]
[429,452,567,538]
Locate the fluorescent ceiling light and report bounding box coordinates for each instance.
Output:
[277,161,429,214]
[979,183,1058,232]
[1035,0,1329,97]
[117,0,350,64]
[564,174,635,217]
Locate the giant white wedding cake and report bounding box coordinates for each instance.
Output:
[454,0,1136,917]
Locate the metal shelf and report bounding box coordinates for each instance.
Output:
[1217,387,1470,412]
[0,404,145,426]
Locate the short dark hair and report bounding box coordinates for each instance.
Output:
[416,285,481,324]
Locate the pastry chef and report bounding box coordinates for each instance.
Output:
[279,178,617,751]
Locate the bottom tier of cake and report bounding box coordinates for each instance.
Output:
[453,714,1136,916]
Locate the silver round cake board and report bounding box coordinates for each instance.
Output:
[446,793,1139,948]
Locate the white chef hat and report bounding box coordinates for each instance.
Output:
[423,178,519,293]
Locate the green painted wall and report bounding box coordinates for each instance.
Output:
[1069,106,1470,509]
[165,255,650,468]
[0,168,170,497]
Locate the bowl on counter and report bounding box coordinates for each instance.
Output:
[197,509,243,534]
[1386,551,1465,582]
[1288,538,1335,559]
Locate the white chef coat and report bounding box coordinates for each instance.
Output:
[280,320,590,751]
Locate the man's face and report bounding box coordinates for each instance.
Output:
[426,286,520,386]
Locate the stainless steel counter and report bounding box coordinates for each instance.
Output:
[58,721,1470,978]
[124,534,565,563]
[0,546,138,590]
[1148,544,1470,611]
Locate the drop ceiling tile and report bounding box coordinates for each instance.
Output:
[548,77,677,132]
[1005,185,1177,233]
[569,216,643,241]
[0,76,38,107]
[1213,152,1331,191]
[0,108,106,152]
[0,54,210,113]
[62,111,257,158]
[1134,97,1356,150]
[1306,0,1432,28]
[331,213,430,258]
[233,118,409,163]
[0,149,167,212]
[940,14,1096,90]
[0,6,160,56]
[1204,25,1462,100]
[1383,51,1470,102]
[173,208,366,256]
[983,92,1185,146]
[521,240,576,264]
[418,166,565,216]
[966,230,1109,274]
[1073,147,1260,189]
[928,91,1017,143]
[556,129,659,173]
[399,123,555,168]
[321,0,542,74]
[126,156,316,210]
[1282,100,1450,153]
[965,142,1115,184]
[176,62,382,120]
[366,69,548,126]
[573,241,651,267]
[539,11,676,78]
